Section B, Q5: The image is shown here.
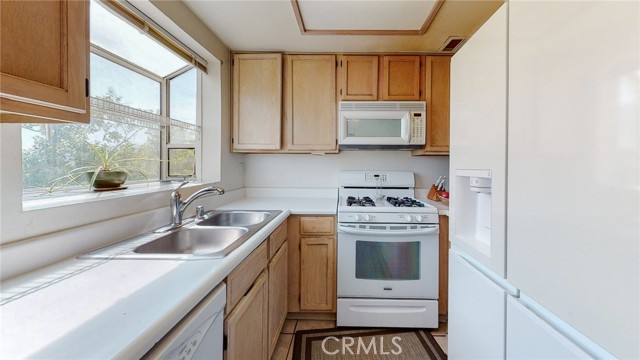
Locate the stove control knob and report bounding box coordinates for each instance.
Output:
[363,214,372,221]
[415,215,423,222]
[353,214,362,221]
[404,215,413,222]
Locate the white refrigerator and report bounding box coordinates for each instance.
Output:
[448,1,639,359]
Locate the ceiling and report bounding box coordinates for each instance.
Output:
[183,0,504,53]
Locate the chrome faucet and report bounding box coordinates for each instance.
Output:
[156,181,225,232]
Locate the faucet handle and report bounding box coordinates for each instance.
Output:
[176,180,190,190]
[171,180,190,198]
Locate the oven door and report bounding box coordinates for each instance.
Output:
[337,224,439,299]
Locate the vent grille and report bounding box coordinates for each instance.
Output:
[339,101,426,111]
[438,36,467,53]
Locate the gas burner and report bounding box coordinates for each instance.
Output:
[347,196,376,207]
[386,196,425,208]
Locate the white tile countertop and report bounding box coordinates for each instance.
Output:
[0,190,338,359]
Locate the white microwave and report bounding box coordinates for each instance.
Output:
[338,101,426,149]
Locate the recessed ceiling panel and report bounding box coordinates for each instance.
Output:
[297,0,438,31]
[182,0,505,53]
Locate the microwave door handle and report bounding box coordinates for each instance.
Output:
[338,225,438,236]
[401,113,410,141]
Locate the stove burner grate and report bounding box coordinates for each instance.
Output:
[386,196,425,208]
[347,196,376,207]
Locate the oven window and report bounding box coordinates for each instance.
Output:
[355,241,420,280]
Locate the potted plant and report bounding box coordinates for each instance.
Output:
[47,142,157,192]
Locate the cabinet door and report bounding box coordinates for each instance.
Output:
[0,0,89,123]
[225,271,269,360]
[268,243,288,357]
[284,55,337,152]
[425,56,451,153]
[232,53,282,151]
[340,55,378,100]
[381,55,421,100]
[300,236,336,311]
[287,216,302,312]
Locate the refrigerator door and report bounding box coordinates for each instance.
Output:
[449,3,507,277]
[448,249,512,359]
[506,296,592,359]
[508,1,639,358]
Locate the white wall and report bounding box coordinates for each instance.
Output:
[244,152,449,190]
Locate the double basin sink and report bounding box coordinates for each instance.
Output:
[80,210,281,260]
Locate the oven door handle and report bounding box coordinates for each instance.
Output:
[338,225,438,236]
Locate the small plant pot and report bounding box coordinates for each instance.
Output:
[86,170,128,189]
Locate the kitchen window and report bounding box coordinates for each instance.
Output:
[21,0,202,200]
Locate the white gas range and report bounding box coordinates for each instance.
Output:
[336,171,440,329]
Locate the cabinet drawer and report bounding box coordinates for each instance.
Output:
[268,219,288,258]
[300,216,335,235]
[226,242,268,314]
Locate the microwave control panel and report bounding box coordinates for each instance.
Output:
[410,112,426,144]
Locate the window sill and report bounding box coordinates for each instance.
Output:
[22,181,204,212]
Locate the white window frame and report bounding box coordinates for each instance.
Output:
[18,40,201,198]
[163,65,202,182]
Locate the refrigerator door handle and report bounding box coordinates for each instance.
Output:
[453,246,519,296]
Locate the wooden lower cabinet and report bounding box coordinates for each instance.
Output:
[288,215,337,314]
[224,219,289,360]
[225,271,269,360]
[300,237,336,311]
[268,243,288,355]
[226,242,268,314]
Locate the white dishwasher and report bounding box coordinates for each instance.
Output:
[144,283,226,360]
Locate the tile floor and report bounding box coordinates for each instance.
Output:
[271,319,448,360]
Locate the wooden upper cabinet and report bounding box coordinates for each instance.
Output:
[284,55,337,152]
[381,55,421,101]
[232,53,282,151]
[0,0,89,123]
[415,56,451,155]
[340,55,378,100]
